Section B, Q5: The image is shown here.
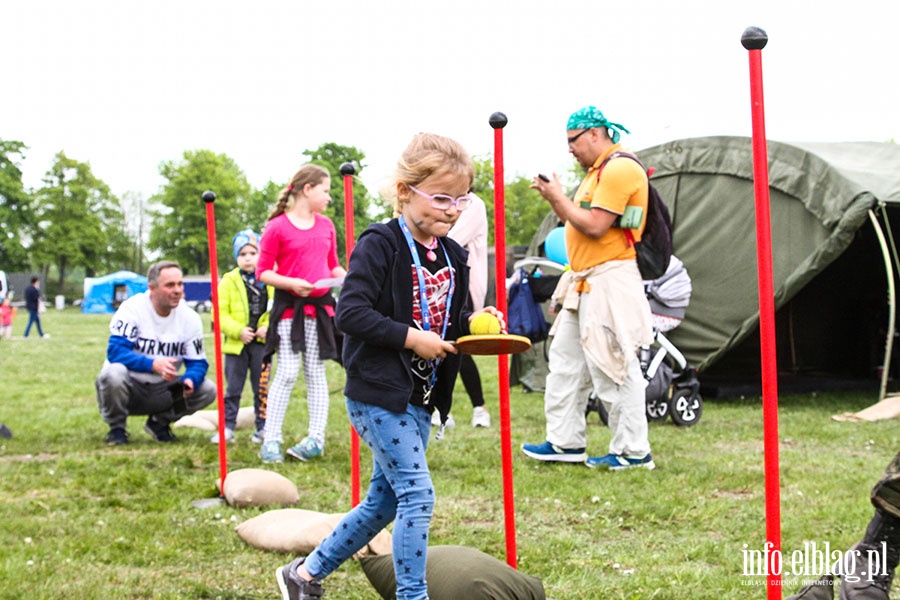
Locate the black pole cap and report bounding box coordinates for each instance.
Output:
[340,162,356,176]
[202,190,216,203]
[741,26,768,50]
[489,112,508,129]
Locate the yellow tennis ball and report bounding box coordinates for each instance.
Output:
[470,313,501,335]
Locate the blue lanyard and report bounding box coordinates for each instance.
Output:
[398,216,455,400]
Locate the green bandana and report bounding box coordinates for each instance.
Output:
[566,106,630,143]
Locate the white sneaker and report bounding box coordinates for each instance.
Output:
[209,428,234,444]
[431,411,455,428]
[471,406,491,428]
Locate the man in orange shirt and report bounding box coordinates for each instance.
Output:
[523,105,655,470]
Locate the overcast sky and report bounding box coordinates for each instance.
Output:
[4,0,899,204]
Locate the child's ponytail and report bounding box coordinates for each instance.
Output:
[268,164,332,221]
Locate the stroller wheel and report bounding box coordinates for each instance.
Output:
[646,397,670,421]
[585,393,609,426]
[670,390,703,426]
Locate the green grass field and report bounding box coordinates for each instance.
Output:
[1,309,898,599]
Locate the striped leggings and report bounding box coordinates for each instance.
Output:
[262,318,330,447]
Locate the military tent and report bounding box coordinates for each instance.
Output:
[513,136,900,399]
[82,271,148,314]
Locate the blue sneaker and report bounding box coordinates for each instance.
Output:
[585,453,655,470]
[287,437,323,461]
[259,440,284,464]
[521,441,586,463]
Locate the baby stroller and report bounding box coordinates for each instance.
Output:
[586,256,703,426]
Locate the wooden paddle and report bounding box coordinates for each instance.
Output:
[454,334,532,355]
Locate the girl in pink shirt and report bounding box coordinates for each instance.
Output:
[257,164,346,464]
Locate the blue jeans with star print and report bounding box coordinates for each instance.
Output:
[304,398,433,600]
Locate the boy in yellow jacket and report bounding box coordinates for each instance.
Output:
[213,230,271,443]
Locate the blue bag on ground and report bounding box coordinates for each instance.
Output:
[508,269,549,342]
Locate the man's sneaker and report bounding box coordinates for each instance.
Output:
[471,406,491,428]
[105,427,129,445]
[144,417,177,442]
[209,428,235,444]
[260,440,284,463]
[521,441,587,463]
[287,437,323,462]
[276,557,324,600]
[251,429,265,444]
[585,452,655,470]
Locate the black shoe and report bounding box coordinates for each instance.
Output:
[838,542,893,599]
[785,575,834,599]
[144,417,177,442]
[276,557,324,600]
[105,427,129,445]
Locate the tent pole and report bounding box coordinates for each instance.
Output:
[869,207,895,402]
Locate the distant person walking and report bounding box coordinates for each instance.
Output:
[23,276,48,338]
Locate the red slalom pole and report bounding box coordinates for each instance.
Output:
[202,190,229,491]
[742,27,781,597]
[490,111,518,569]
[340,162,360,508]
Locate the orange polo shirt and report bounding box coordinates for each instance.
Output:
[565,144,649,272]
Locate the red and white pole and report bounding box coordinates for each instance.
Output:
[202,190,228,491]
[340,162,361,508]
[742,26,781,598]
[489,111,518,568]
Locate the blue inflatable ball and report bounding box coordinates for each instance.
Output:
[544,227,568,265]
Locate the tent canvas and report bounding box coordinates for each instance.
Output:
[513,136,900,400]
[82,271,148,314]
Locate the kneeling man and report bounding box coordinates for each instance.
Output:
[96,260,216,444]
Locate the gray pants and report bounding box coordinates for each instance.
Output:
[96,362,216,429]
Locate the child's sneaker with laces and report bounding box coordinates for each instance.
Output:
[287,437,323,461]
[209,428,234,444]
[471,406,491,428]
[259,440,284,463]
[276,557,324,599]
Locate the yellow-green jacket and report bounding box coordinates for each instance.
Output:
[218,268,272,355]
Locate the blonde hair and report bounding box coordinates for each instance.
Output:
[269,163,331,220]
[386,133,475,216]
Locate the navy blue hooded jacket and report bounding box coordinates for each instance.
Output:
[335,219,472,422]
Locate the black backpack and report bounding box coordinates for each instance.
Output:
[598,152,674,280]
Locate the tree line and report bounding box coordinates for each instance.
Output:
[0,138,554,290]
